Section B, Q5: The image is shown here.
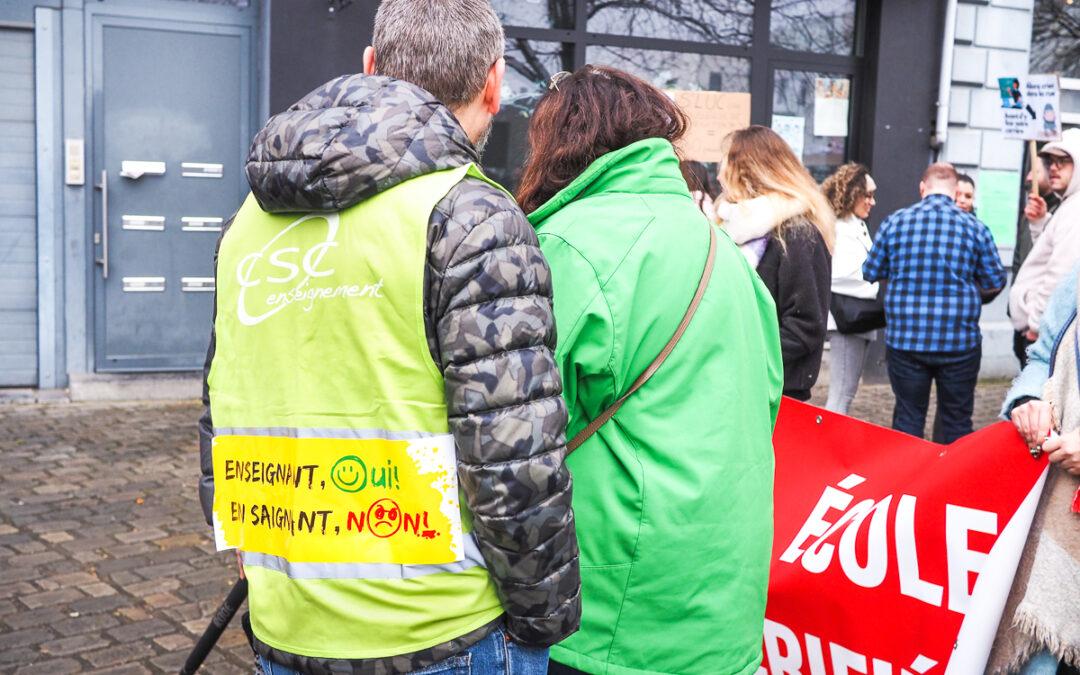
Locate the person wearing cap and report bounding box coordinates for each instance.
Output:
[1010,128,1080,346]
[1012,155,1063,367]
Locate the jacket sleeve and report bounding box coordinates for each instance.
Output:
[426,178,580,647]
[973,221,1007,292]
[198,218,232,526]
[776,227,832,363]
[1001,270,1079,417]
[1028,212,1051,243]
[862,219,890,283]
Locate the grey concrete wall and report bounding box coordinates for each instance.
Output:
[942,0,1035,379]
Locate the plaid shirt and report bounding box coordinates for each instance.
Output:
[863,193,1006,353]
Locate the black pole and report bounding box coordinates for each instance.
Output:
[179,577,248,675]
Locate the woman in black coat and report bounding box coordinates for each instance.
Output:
[716,125,834,401]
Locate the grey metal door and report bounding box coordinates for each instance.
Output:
[91,15,253,371]
[0,29,37,386]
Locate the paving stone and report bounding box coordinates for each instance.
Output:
[0,649,40,667]
[39,531,74,543]
[87,664,154,675]
[18,586,85,610]
[0,627,58,652]
[82,582,119,598]
[52,612,121,636]
[83,643,150,669]
[13,657,83,674]
[68,594,128,615]
[38,632,110,657]
[106,618,173,643]
[3,607,69,630]
[152,632,193,651]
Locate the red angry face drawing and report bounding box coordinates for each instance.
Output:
[367,499,402,538]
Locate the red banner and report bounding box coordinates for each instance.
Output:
[763,398,1047,675]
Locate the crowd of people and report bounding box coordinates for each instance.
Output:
[197,1,1080,674]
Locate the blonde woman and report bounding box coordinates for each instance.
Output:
[718,125,836,401]
[822,162,879,414]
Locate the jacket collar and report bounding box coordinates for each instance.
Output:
[527,138,690,225]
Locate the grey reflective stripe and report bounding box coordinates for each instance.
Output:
[214,427,445,440]
[241,533,487,580]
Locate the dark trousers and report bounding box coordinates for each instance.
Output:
[886,345,982,444]
[1014,329,1034,368]
[548,662,587,675]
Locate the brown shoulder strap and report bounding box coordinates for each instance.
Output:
[566,225,718,454]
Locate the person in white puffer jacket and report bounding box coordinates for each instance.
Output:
[821,163,879,414]
[1010,128,1080,344]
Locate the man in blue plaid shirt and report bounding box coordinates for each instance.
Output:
[863,163,1006,443]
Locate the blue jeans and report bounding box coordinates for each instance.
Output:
[886,345,981,444]
[1019,649,1059,675]
[257,627,548,675]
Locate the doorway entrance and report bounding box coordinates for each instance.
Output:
[89,7,256,371]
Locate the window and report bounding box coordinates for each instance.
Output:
[491,0,573,29]
[588,0,755,46]
[587,46,750,92]
[482,1,866,189]
[486,40,573,188]
[773,70,852,181]
[1030,0,1080,79]
[770,0,857,55]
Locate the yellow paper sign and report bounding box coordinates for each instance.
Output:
[211,434,463,564]
[669,90,752,163]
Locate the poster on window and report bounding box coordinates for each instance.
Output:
[813,78,850,137]
[997,74,1061,141]
[771,115,806,159]
[667,90,751,162]
[762,398,1046,674]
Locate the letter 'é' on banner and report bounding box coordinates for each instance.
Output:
[211,433,465,565]
[761,398,1047,675]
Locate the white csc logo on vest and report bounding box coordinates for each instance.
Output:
[235,213,340,326]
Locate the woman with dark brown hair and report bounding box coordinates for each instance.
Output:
[519,66,783,675]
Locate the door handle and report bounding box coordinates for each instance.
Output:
[95,169,109,280]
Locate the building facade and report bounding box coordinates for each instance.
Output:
[0,0,1074,392]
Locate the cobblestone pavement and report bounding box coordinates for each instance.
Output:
[1,402,252,674]
[0,377,1013,673]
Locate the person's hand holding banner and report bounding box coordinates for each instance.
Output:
[1010,399,1054,450]
[1042,430,1080,475]
[762,398,1047,674]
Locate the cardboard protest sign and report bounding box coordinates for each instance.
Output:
[998,74,1062,141]
[212,433,466,564]
[668,90,751,162]
[762,398,1047,674]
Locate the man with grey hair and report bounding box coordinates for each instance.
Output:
[198,1,580,673]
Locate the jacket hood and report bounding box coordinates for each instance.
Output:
[527,138,690,225]
[1042,128,1080,200]
[246,74,478,213]
[717,194,809,245]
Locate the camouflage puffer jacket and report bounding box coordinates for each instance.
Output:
[197,75,580,671]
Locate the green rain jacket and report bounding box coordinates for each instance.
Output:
[529,138,783,675]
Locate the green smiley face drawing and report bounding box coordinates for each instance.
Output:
[331,455,368,493]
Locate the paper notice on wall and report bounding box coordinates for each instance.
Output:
[998,74,1061,141]
[771,115,806,159]
[667,90,751,162]
[813,78,850,137]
